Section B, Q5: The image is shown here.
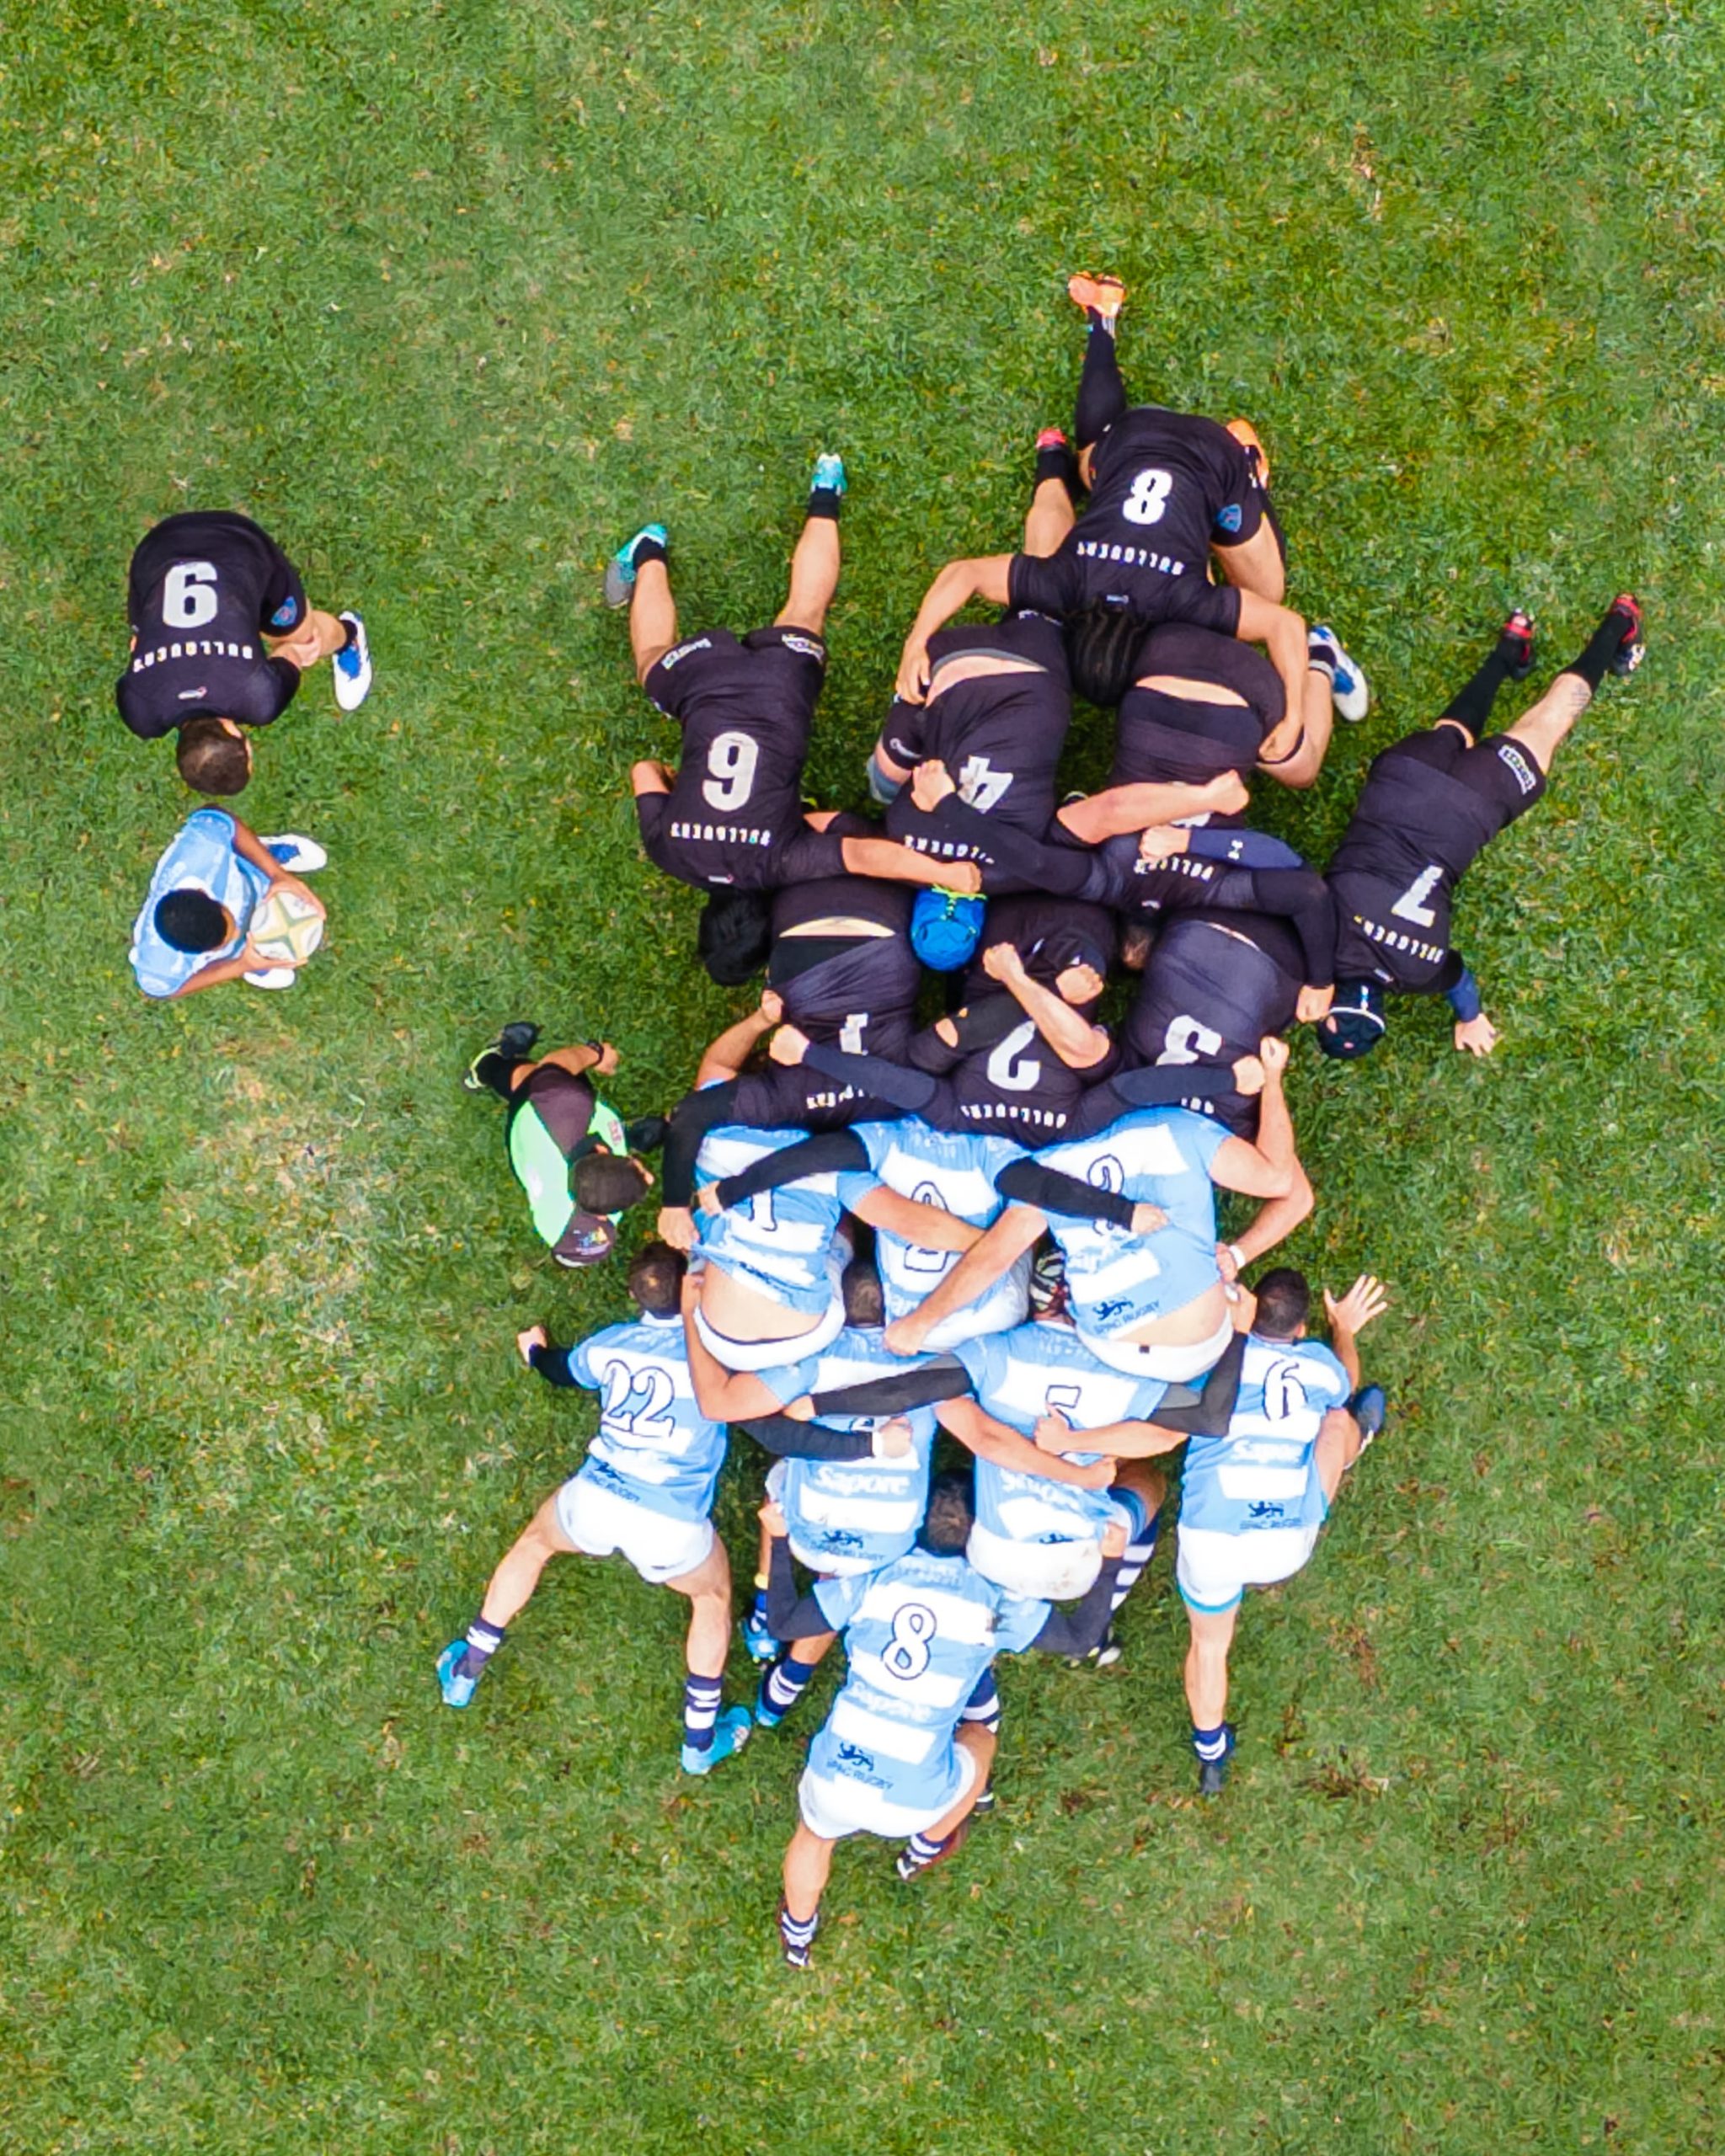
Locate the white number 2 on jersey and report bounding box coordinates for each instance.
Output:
[1391,864,1443,927]
[702,730,759,812]
[1157,1013,1225,1066]
[1121,468,1173,527]
[985,1019,1043,1093]
[163,561,220,629]
[956,755,1013,812]
[599,1358,677,1439]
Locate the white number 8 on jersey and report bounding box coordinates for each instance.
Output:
[882,1601,938,1680]
[1122,469,1173,527]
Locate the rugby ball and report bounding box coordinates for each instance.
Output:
[249,884,325,966]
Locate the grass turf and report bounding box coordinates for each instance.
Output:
[3,2,1724,2150]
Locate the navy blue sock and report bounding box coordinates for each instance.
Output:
[457,1616,506,1681]
[683,1673,723,1752]
[762,1655,820,1716]
[1191,1721,1230,1762]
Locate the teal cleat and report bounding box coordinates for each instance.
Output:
[436,1640,481,1709]
[810,451,846,498]
[681,1704,752,1776]
[741,1605,780,1666]
[603,522,669,608]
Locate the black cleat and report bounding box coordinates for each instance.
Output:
[462,1022,540,1092]
[1194,1722,1236,1798]
[1069,1625,1122,1670]
[1606,593,1645,676]
[624,1112,669,1154]
[1350,1384,1387,1454]
[1498,606,1536,680]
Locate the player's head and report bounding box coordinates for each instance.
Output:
[841,1257,884,1328]
[572,1150,654,1216]
[154,888,233,954]
[698,889,773,987]
[918,1470,975,1556]
[1316,979,1387,1060]
[1252,1267,1311,1340]
[1067,605,1149,709]
[1119,921,1152,973]
[911,888,986,971]
[626,1238,686,1316]
[1027,923,1113,1008]
[175,716,253,797]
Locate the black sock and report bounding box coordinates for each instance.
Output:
[805,488,842,523]
[1562,604,1634,692]
[1075,323,1130,448]
[339,616,358,651]
[472,1049,517,1100]
[1440,648,1514,739]
[631,533,668,571]
[1035,440,1078,498]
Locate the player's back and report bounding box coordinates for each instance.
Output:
[856,1120,1021,1316]
[828,1545,1033,1728]
[695,1123,844,1310]
[120,513,298,737]
[575,1315,727,1521]
[1127,910,1302,1071]
[1181,1333,1348,1536]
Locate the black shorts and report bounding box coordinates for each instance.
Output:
[1383,725,1547,835]
[644,622,827,728]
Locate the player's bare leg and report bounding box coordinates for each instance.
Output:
[776,453,846,635]
[666,1535,734,1681]
[1509,595,1643,773]
[781,1823,837,1942]
[894,1721,997,1880]
[476,1493,580,1630]
[1183,1602,1239,1741]
[629,559,678,682]
[1024,428,1079,556]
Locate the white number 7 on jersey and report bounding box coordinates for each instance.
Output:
[1391,864,1443,927]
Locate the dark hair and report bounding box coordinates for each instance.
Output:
[1253,1267,1311,1340]
[920,1471,975,1556]
[154,888,231,953]
[176,718,251,797]
[841,1257,884,1328]
[1067,606,1151,709]
[1119,921,1152,973]
[572,1151,653,1215]
[697,889,773,987]
[627,1238,686,1317]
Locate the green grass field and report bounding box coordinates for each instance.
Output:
[4,3,1724,2149]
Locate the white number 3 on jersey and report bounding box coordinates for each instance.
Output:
[1122,469,1173,527]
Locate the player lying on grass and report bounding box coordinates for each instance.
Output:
[1319,597,1645,1061]
[117,508,371,794]
[462,1023,665,1269]
[766,1472,1128,1969]
[1154,1268,1387,1795]
[893,275,1324,723]
[882,1039,1302,1383]
[130,809,328,998]
[435,1242,756,1777]
[605,454,980,981]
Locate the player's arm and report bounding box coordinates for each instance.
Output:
[168,949,265,998]
[761,1508,847,1640]
[1435,952,1498,1056]
[1233,591,1311,764]
[1055,771,1252,848]
[1217,1158,1314,1280]
[1039,1414,1186,1460]
[702,1128,870,1212]
[838,834,984,894]
[994,1157,1141,1230]
[1322,1274,1390,1393]
[679,1275,786,1421]
[801,1354,972,1419]
[882,1204,1048,1355]
[515,1323,585,1388]
[1027,1537,1127,1659]
[740,1412,877,1463]
[227,814,316,900]
[895,557,1016,703]
[848,1185,982,1252]
[936,1396,1115,1491]
[1210,1038,1298,1199]
[777,1030,942,1116]
[980,945,1111,1071]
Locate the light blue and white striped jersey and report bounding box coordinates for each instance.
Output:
[852,1119,1028,1341]
[757,1326,937,1569]
[695,1123,846,1315]
[568,1314,728,1524]
[130,807,270,1000]
[1181,1334,1348,1537]
[957,1321,1165,1546]
[1035,1107,1231,1341]
[807,1545,1049,1816]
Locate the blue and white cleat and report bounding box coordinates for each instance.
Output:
[681,1704,752,1776]
[741,1607,780,1666]
[1310,624,1370,723]
[261,834,328,873]
[334,611,372,712]
[604,522,669,609]
[810,451,846,498]
[436,1640,481,1709]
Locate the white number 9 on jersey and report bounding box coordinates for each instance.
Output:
[163,560,220,629]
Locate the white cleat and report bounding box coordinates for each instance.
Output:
[334,611,373,712]
[1310,623,1370,722]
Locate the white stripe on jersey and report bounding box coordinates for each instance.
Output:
[1216,1464,1310,1502]
[830,1695,942,1764]
[996,1489,1095,1543]
[794,1484,925,1534]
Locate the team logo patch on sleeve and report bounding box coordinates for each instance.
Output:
[779,633,825,660]
[270,600,302,627]
[1214,503,1243,533]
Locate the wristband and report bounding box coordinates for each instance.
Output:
[1226,1243,1247,1273]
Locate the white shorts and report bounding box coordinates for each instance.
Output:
[798,1740,977,1843]
[1081,1310,1236,1384]
[553,1471,715,1586]
[1176,1518,1321,1613]
[763,1458,876,1577]
[917,1251,1032,1353]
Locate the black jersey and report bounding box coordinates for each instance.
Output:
[638,624,831,890]
[117,510,307,739]
[1006,408,1261,630]
[767,877,921,1062]
[1124,910,1304,1134]
[964,893,1118,998]
[1327,727,1546,988]
[883,612,1071,878]
[910,992,1120,1137]
[1111,622,1284,787]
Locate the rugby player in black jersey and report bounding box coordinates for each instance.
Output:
[117,510,371,793]
[606,456,978,978]
[1319,598,1644,1061]
[892,276,1333,726]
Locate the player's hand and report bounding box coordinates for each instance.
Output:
[1215,1241,1241,1283]
[1074,1458,1116,1491]
[268,622,323,671]
[785,1396,814,1422]
[1324,1274,1390,1338]
[516,1323,548,1367]
[896,638,932,704]
[1100,1516,1130,1560]
[759,989,784,1026]
[1205,770,1252,818]
[1454,1012,1499,1057]
[981,942,1025,984]
[769,1023,811,1067]
[883,1315,927,1357]
[873,1417,914,1460]
[593,1041,621,1076]
[759,1499,788,1537]
[1033,1410,1075,1452]
[1231,1054,1265,1096]
[944,860,985,896]
[1130,1201,1167,1234]
[1258,1034,1290,1080]
[694,1184,724,1218]
[1296,985,1335,1025]
[1136,824,1188,862]
[657,1204,696,1253]
[911,759,956,812]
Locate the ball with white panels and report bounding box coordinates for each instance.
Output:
[248,884,325,966]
